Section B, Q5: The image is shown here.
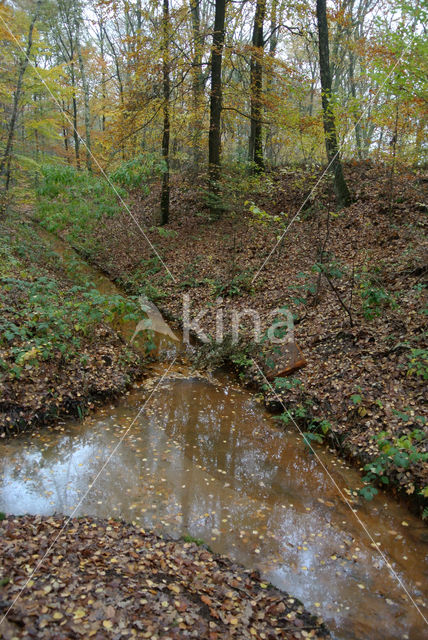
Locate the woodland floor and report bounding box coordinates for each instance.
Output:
[0,514,329,640]
[33,161,427,512]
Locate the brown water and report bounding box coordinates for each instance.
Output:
[1,229,427,639]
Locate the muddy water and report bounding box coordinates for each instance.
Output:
[1,229,427,639]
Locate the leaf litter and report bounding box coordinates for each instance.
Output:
[0,514,329,639]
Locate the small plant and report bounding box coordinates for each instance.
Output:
[181,534,206,546]
[152,226,178,239]
[139,281,168,302]
[358,269,396,320]
[246,200,288,233]
[191,334,256,372]
[358,429,428,500]
[273,376,302,391]
[212,270,255,298]
[406,348,428,380]
[301,418,332,447]
[288,271,317,306]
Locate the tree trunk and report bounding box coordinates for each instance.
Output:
[190,0,205,169]
[265,0,278,164]
[248,0,266,172]
[349,53,363,159]
[99,24,106,132]
[70,60,80,170]
[316,0,351,207]
[75,20,92,171]
[208,0,226,217]
[0,0,41,204]
[160,0,170,225]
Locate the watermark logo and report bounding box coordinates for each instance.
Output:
[133,293,295,347]
[183,293,294,345]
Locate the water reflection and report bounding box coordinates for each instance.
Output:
[0,375,427,640]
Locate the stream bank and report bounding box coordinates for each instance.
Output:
[32,163,428,517]
[0,514,330,640]
[0,216,146,437]
[1,221,427,638]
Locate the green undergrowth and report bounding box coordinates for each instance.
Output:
[358,417,428,504]
[0,276,139,380]
[0,219,141,382]
[36,164,124,255]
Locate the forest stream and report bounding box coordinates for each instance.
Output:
[0,230,427,640]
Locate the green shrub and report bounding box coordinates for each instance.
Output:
[407,348,428,380]
[110,153,166,191]
[212,270,255,298]
[358,269,396,320]
[359,429,428,500]
[36,164,123,252]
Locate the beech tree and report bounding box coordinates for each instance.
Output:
[316,0,352,206]
[208,0,226,216]
[160,0,171,225]
[248,0,266,172]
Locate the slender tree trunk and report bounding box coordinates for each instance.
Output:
[99,25,106,132]
[160,0,170,225]
[70,60,81,170]
[103,26,124,105]
[265,0,278,164]
[248,0,266,172]
[75,20,92,171]
[190,0,204,169]
[208,0,226,216]
[414,117,426,166]
[0,0,41,205]
[349,53,363,159]
[316,0,351,207]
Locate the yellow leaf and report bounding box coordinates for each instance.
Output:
[73,608,86,619]
[169,584,180,594]
[53,612,63,620]
[103,620,113,630]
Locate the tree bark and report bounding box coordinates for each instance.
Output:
[208,0,226,216]
[349,52,363,159]
[75,19,92,171]
[189,0,205,169]
[70,60,80,169]
[264,0,279,164]
[316,0,351,207]
[160,0,170,225]
[248,0,266,172]
[0,0,41,202]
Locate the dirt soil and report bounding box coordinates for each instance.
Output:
[0,514,329,639]
[43,161,427,511]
